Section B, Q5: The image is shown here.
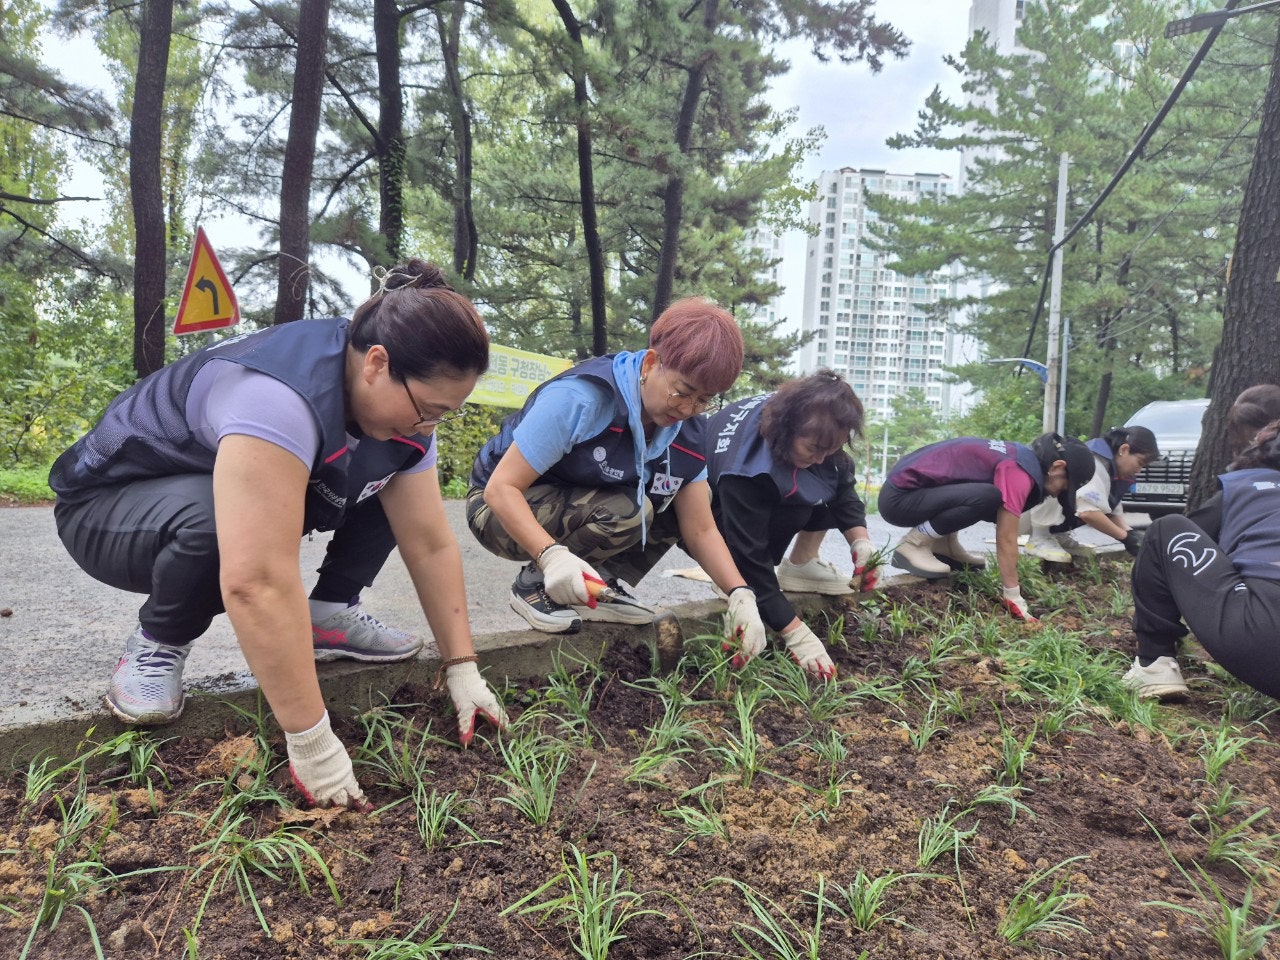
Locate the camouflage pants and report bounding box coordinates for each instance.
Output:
[466,483,683,587]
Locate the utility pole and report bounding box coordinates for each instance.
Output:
[1057,317,1070,435]
[1044,152,1069,434]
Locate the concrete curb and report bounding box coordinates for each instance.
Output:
[0,594,852,767]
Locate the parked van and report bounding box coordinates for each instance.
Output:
[1121,398,1210,516]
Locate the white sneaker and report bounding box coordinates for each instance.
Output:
[1024,536,1072,563]
[776,556,853,595]
[1122,656,1189,700]
[891,529,951,579]
[106,627,190,725]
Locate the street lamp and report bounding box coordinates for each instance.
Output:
[1166,0,1280,38]
[986,357,1048,383]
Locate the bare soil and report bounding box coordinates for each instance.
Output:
[4,559,1280,959]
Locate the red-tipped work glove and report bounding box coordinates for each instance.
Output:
[781,622,836,680]
[724,586,767,668]
[286,711,372,811]
[538,544,601,607]
[1001,586,1040,625]
[443,659,509,747]
[852,538,879,592]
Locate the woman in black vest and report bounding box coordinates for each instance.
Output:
[1125,419,1280,701]
[467,298,769,668]
[50,260,506,810]
[703,371,874,679]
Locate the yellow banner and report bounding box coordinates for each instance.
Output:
[471,344,573,408]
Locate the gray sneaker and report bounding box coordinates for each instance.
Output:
[1122,656,1189,700]
[312,604,423,662]
[106,627,190,724]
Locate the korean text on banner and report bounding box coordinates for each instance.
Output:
[471,345,572,409]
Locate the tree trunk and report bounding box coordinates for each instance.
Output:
[650,0,719,322]
[551,0,607,356]
[436,2,478,280]
[374,0,405,267]
[130,0,173,378]
[273,0,331,324]
[1188,20,1280,509]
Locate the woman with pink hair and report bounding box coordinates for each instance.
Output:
[467,298,768,667]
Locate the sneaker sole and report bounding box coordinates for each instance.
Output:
[776,575,853,596]
[933,554,987,572]
[571,603,656,625]
[1024,546,1073,564]
[891,549,951,580]
[104,692,184,726]
[510,594,582,634]
[1126,682,1189,701]
[313,642,424,663]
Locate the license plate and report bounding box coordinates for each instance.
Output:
[1134,482,1185,495]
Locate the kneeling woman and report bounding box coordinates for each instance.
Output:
[1124,420,1280,701]
[878,434,1095,622]
[50,261,507,809]
[467,298,767,663]
[704,371,875,679]
[1022,426,1160,561]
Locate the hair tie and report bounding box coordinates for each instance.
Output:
[372,264,418,296]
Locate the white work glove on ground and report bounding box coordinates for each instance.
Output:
[445,660,509,747]
[851,538,878,592]
[286,711,371,811]
[724,587,767,668]
[538,544,601,606]
[781,622,837,680]
[1001,585,1040,624]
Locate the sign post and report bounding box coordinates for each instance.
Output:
[173,226,240,336]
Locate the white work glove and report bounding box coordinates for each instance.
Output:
[851,538,879,592]
[723,587,767,668]
[286,711,371,811]
[1001,585,1040,625]
[443,660,509,747]
[538,544,601,606]
[781,622,837,681]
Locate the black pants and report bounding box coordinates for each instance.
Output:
[878,482,1003,535]
[54,474,398,645]
[1133,514,1280,699]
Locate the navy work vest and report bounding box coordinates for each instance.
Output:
[705,395,848,505]
[49,318,431,532]
[1085,437,1130,512]
[469,354,705,511]
[1218,468,1280,582]
[887,437,1047,509]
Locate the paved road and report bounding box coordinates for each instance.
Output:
[0,501,1128,732]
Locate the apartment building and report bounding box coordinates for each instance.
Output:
[796,168,961,419]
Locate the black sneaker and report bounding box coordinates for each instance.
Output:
[510,565,582,634]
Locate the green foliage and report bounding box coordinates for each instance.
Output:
[0,463,53,503]
[432,404,506,491]
[872,0,1266,432]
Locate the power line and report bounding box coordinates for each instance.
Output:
[1018,0,1245,363]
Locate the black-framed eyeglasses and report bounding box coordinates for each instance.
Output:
[659,362,722,413]
[402,379,468,428]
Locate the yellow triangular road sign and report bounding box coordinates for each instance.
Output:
[174,226,240,335]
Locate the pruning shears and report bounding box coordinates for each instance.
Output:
[582,573,656,615]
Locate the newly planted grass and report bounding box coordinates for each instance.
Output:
[6,557,1280,959]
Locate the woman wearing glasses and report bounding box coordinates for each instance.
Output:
[50,259,507,810]
[703,371,875,680]
[467,298,768,661]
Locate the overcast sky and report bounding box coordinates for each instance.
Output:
[767,1,973,335]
